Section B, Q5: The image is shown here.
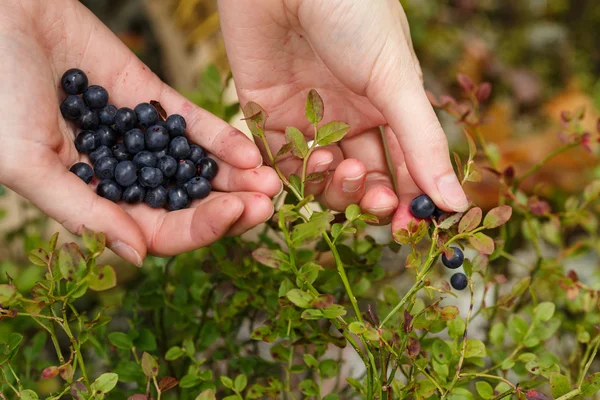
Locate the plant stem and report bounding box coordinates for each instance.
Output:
[61,309,88,383]
[577,334,600,387]
[0,367,19,396]
[556,389,582,400]
[460,373,516,389]
[515,142,579,186]
[5,364,22,392]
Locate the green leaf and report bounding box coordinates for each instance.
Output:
[0,284,17,304]
[489,323,505,346]
[285,127,308,158]
[321,305,347,319]
[468,233,495,254]
[165,346,184,361]
[195,390,216,400]
[511,277,531,297]
[297,262,323,286]
[183,338,195,358]
[82,227,106,256]
[88,265,117,291]
[438,212,463,230]
[448,318,465,340]
[416,380,437,397]
[299,379,319,396]
[141,352,158,377]
[8,332,23,352]
[483,205,512,229]
[301,309,323,319]
[180,374,203,388]
[316,121,350,146]
[432,340,452,364]
[91,372,118,394]
[304,354,319,368]
[476,381,494,399]
[220,376,233,389]
[108,332,133,350]
[19,390,39,400]
[345,204,362,221]
[508,316,528,344]
[252,248,289,269]
[278,278,294,297]
[289,174,302,195]
[581,372,600,396]
[58,243,87,281]
[349,321,367,335]
[291,212,334,246]
[28,248,49,266]
[306,89,324,124]
[549,373,571,397]
[323,395,339,400]
[319,359,339,379]
[242,102,268,138]
[135,328,157,352]
[533,302,555,322]
[459,207,482,233]
[464,339,486,358]
[286,289,314,308]
[234,374,248,392]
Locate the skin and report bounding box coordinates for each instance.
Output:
[219,0,469,231]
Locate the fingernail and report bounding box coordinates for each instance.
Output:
[342,173,365,193]
[111,240,143,267]
[276,181,284,197]
[437,173,469,211]
[256,156,264,169]
[314,159,333,173]
[366,205,396,214]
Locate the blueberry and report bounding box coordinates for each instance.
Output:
[95,125,118,147]
[174,159,196,185]
[432,207,445,219]
[165,114,186,137]
[145,186,168,208]
[450,273,468,291]
[69,162,93,184]
[153,120,167,128]
[123,128,145,154]
[89,146,113,165]
[97,180,122,202]
[133,151,158,168]
[189,145,206,164]
[115,107,137,134]
[74,130,99,153]
[197,157,218,181]
[167,186,191,211]
[409,194,436,219]
[94,156,118,180]
[98,104,118,126]
[82,85,108,109]
[114,161,138,187]
[157,155,177,178]
[111,143,132,162]
[168,136,191,159]
[185,177,211,200]
[153,149,167,159]
[442,246,464,269]
[60,95,85,120]
[134,103,159,128]
[122,182,146,204]
[145,125,170,151]
[139,167,164,188]
[76,108,100,130]
[61,68,88,95]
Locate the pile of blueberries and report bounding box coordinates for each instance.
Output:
[60,68,217,211]
[410,194,468,291]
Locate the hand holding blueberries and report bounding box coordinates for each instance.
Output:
[0,0,281,265]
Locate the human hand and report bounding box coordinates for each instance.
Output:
[0,0,281,265]
[219,0,469,231]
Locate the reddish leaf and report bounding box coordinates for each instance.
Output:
[528,197,551,216]
[128,395,153,400]
[457,74,475,93]
[310,294,334,309]
[468,233,495,254]
[407,337,420,358]
[472,254,489,273]
[440,306,459,321]
[42,366,59,379]
[459,208,482,233]
[483,206,512,228]
[476,82,492,102]
[158,377,179,392]
[59,364,74,382]
[440,95,457,107]
[403,311,413,334]
[526,390,549,400]
[252,248,288,269]
[141,352,159,377]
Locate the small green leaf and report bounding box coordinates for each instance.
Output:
[349,321,367,335]
[19,390,39,400]
[299,379,319,396]
[438,212,463,230]
[0,284,17,304]
[165,346,184,361]
[321,305,347,319]
[301,309,323,319]
[508,316,528,344]
[28,248,49,267]
[468,233,495,254]
[319,359,339,379]
[286,289,314,308]
[289,174,302,195]
[220,376,233,389]
[581,372,600,396]
[141,352,158,377]
[464,339,486,358]
[183,338,195,358]
[285,126,308,158]
[549,373,571,397]
[88,265,117,291]
[306,89,324,124]
[489,323,505,346]
[234,374,248,392]
[180,374,203,388]
[108,332,133,350]
[459,207,482,233]
[291,212,334,246]
[483,205,512,229]
[432,340,452,364]
[475,381,493,399]
[447,318,465,340]
[304,354,319,368]
[58,243,87,282]
[82,227,106,256]
[252,248,289,269]
[195,390,216,400]
[316,121,350,146]
[345,204,362,221]
[242,102,268,138]
[533,302,555,322]
[91,372,118,394]
[511,277,531,297]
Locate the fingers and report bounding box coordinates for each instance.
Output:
[211,156,282,197]
[56,2,262,170]
[10,151,146,266]
[122,192,273,256]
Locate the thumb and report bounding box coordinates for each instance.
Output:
[9,154,146,266]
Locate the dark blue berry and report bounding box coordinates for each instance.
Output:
[98,104,118,126]
[60,95,85,120]
[61,68,88,95]
[134,103,159,128]
[89,146,113,165]
[442,246,464,269]
[74,130,99,153]
[69,162,93,184]
[432,207,445,219]
[167,186,191,211]
[111,143,132,162]
[97,180,122,202]
[165,114,186,137]
[168,136,191,159]
[94,157,118,180]
[83,85,108,109]
[174,159,196,185]
[133,151,157,168]
[410,194,436,219]
[450,273,468,290]
[123,128,145,154]
[157,156,177,178]
[145,186,168,208]
[197,157,218,181]
[139,167,164,188]
[122,182,146,204]
[95,125,118,147]
[145,125,170,151]
[115,107,137,134]
[153,149,167,159]
[76,108,100,130]
[189,145,206,164]
[114,161,138,187]
[185,177,211,200]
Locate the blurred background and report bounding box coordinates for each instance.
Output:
[0,0,599,290]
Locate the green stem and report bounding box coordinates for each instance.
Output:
[515,142,579,186]
[556,389,582,400]
[577,334,600,387]
[0,367,19,396]
[460,373,516,389]
[5,364,22,392]
[61,309,88,383]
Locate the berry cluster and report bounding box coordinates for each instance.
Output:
[60,69,217,211]
[409,194,468,291]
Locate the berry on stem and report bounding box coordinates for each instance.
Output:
[410,194,436,219]
[442,246,464,269]
[450,273,468,290]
